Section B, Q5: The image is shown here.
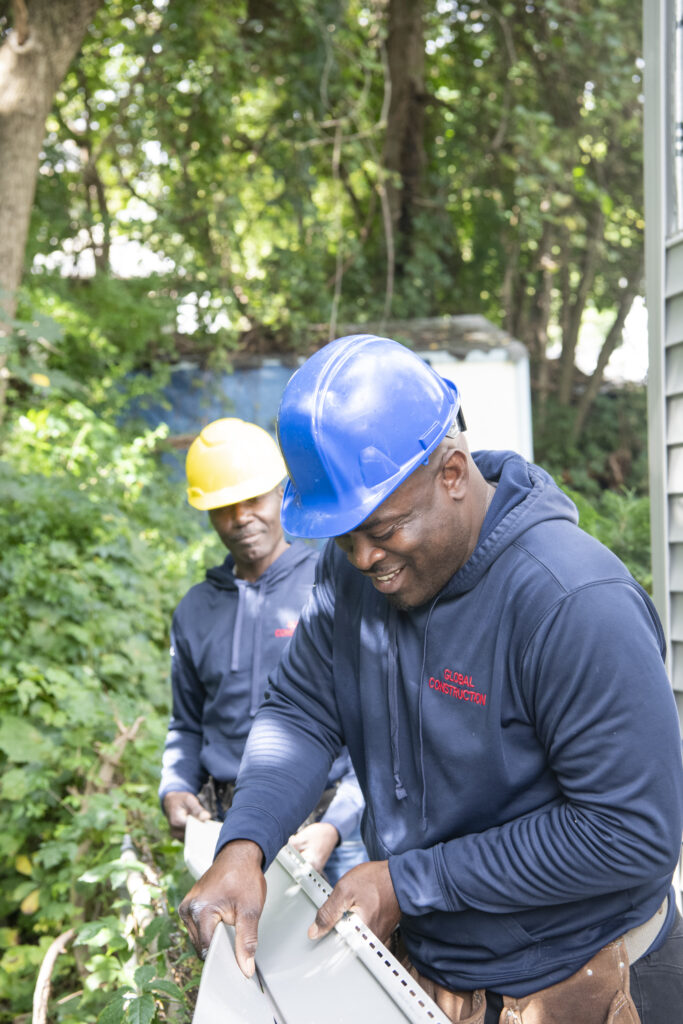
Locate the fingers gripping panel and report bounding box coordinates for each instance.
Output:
[187,820,448,1024]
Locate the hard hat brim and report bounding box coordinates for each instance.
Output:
[188,471,285,511]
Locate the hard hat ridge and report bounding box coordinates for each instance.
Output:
[277,334,462,539]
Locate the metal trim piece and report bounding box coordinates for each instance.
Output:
[186,819,449,1024]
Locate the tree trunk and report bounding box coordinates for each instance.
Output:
[383,0,425,275]
[571,268,644,442]
[557,207,605,406]
[0,0,103,413]
[527,222,555,429]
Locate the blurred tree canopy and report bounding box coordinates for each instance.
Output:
[1,0,644,455]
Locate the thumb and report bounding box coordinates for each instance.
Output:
[308,888,349,941]
[186,794,211,820]
[233,908,260,978]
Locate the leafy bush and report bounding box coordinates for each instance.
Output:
[559,482,652,592]
[0,400,222,1022]
[534,385,649,498]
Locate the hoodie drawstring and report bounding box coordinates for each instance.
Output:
[386,608,407,802]
[230,581,246,672]
[418,596,440,830]
[249,583,266,715]
[231,579,267,716]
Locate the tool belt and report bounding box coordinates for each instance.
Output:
[404,900,667,1024]
[198,776,340,826]
[197,777,236,819]
[410,942,638,1024]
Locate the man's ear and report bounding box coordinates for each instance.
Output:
[441,448,468,498]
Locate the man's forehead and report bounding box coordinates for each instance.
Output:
[356,509,396,532]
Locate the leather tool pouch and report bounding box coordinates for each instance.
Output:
[408,967,486,1024]
[402,938,640,1024]
[394,931,639,1023]
[499,938,640,1024]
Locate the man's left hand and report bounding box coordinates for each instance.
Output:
[307,860,400,945]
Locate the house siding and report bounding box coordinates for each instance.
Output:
[645,0,683,726]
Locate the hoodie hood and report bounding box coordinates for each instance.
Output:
[205,538,315,590]
[442,450,579,597]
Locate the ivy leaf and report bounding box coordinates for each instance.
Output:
[133,963,155,989]
[97,993,127,1024]
[147,978,183,1000]
[20,888,40,914]
[126,992,156,1024]
[76,917,128,949]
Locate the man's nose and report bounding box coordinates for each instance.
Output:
[230,501,252,526]
[213,501,251,530]
[340,533,384,572]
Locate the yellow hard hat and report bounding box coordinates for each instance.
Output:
[185,418,287,511]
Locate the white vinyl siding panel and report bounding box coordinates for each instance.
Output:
[666,293,683,346]
[667,244,683,295]
[665,343,683,395]
[667,240,683,700]
[666,393,683,443]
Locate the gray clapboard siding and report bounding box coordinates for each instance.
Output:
[645,0,683,723]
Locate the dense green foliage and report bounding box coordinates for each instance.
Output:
[535,384,649,498]
[0,0,655,1018]
[0,400,224,1021]
[3,0,643,453]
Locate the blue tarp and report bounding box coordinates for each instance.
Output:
[131,361,299,479]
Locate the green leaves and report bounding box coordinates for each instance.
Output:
[0,715,53,763]
[0,397,209,1020]
[96,964,183,1023]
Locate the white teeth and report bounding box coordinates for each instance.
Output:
[376,570,399,582]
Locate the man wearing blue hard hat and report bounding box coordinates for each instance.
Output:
[180,335,683,1023]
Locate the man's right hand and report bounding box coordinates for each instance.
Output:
[162,791,211,840]
[179,839,267,976]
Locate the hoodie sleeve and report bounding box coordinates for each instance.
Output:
[321,762,365,841]
[216,545,345,866]
[389,581,683,917]
[158,613,206,801]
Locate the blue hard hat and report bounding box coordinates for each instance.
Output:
[277,334,463,539]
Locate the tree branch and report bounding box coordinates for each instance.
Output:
[571,264,644,441]
[558,206,605,405]
[10,0,28,45]
[32,929,76,1024]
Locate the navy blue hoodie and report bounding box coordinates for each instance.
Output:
[159,540,363,840]
[218,452,683,995]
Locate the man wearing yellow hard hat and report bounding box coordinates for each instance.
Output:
[159,417,367,883]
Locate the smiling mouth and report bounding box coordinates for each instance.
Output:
[372,567,401,584]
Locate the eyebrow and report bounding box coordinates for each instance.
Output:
[354,511,407,534]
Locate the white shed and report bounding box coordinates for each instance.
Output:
[336,316,534,461]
